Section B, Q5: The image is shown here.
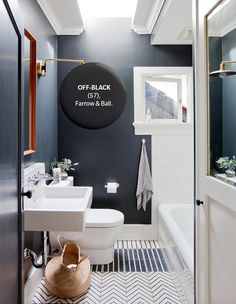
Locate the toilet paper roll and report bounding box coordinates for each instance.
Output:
[106,182,119,193]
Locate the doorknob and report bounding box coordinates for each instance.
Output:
[196,199,204,206]
[22,190,32,199]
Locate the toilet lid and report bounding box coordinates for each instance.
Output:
[86,209,124,228]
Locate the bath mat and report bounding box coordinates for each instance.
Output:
[32,272,181,304]
[91,240,169,272]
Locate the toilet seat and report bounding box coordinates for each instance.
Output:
[86,209,124,228]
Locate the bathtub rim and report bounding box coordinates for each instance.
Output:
[158,203,194,273]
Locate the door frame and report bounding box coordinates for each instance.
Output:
[193,0,236,303]
[3,0,23,303]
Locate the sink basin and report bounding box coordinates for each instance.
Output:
[24,186,93,232]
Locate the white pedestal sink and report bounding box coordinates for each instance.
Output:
[23,163,93,232]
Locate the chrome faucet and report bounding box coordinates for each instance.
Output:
[27,173,59,185]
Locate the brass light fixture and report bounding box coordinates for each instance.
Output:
[209,60,236,78]
[37,58,85,77]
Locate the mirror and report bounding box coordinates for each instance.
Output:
[207,0,236,186]
[24,28,36,156]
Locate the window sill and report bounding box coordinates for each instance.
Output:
[133,121,193,135]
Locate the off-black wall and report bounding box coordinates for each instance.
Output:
[58,18,192,224]
[0,1,22,302]
[21,0,58,170]
[209,37,223,170]
[20,0,58,280]
[209,29,236,169]
[222,28,236,157]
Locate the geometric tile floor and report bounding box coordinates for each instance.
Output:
[31,241,182,304]
[32,272,181,304]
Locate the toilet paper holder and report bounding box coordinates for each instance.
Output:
[104,182,120,193]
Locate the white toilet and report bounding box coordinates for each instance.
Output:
[50,208,124,264]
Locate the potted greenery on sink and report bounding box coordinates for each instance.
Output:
[51,158,79,180]
[216,156,236,177]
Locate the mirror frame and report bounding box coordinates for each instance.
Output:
[24,28,36,156]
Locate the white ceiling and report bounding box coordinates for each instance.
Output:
[37,0,192,45]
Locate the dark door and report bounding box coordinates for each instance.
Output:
[0,1,22,303]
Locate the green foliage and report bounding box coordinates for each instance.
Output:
[216,156,236,170]
[51,158,79,172]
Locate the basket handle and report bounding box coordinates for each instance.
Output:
[57,235,66,251]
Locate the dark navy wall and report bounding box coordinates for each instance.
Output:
[22,0,58,170]
[58,18,192,224]
[20,0,58,280]
[222,28,236,157]
[209,37,223,170]
[209,29,236,169]
[0,1,22,301]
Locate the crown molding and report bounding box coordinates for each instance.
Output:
[37,0,84,35]
[132,0,166,34]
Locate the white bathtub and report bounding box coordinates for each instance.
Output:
[158,204,194,273]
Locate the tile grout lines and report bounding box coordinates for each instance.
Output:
[31,241,185,304]
[32,272,182,304]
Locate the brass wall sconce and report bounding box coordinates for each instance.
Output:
[209,60,236,78]
[37,58,85,77]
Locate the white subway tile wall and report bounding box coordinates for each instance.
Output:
[152,134,194,206]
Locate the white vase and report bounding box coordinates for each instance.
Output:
[52,167,61,183]
[225,168,235,178]
[61,170,68,180]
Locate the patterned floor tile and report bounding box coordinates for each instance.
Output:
[32,272,182,304]
[32,241,183,304]
[100,272,127,304]
[126,273,154,304]
[149,273,181,304]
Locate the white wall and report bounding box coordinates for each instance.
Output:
[152,133,193,209]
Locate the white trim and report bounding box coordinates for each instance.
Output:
[151,39,192,45]
[37,0,61,34]
[118,224,158,240]
[37,0,84,36]
[132,0,165,34]
[132,26,151,34]
[133,66,193,134]
[204,176,236,213]
[145,0,166,34]
[55,27,84,36]
[194,1,226,303]
[151,0,192,45]
[150,0,172,34]
[133,122,193,135]
[24,258,44,304]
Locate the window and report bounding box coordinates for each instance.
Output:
[145,78,183,121]
[133,67,193,134]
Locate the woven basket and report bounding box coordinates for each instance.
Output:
[45,238,91,299]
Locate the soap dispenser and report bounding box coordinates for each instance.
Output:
[146,108,151,121]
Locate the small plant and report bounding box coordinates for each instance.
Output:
[51,158,79,172]
[216,156,236,177]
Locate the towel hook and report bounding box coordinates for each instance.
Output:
[142,139,146,144]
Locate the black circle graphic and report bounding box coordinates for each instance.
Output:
[60,62,126,129]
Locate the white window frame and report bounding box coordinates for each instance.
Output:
[133,66,193,135]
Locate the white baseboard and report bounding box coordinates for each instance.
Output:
[118,224,159,240]
[24,259,44,304]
